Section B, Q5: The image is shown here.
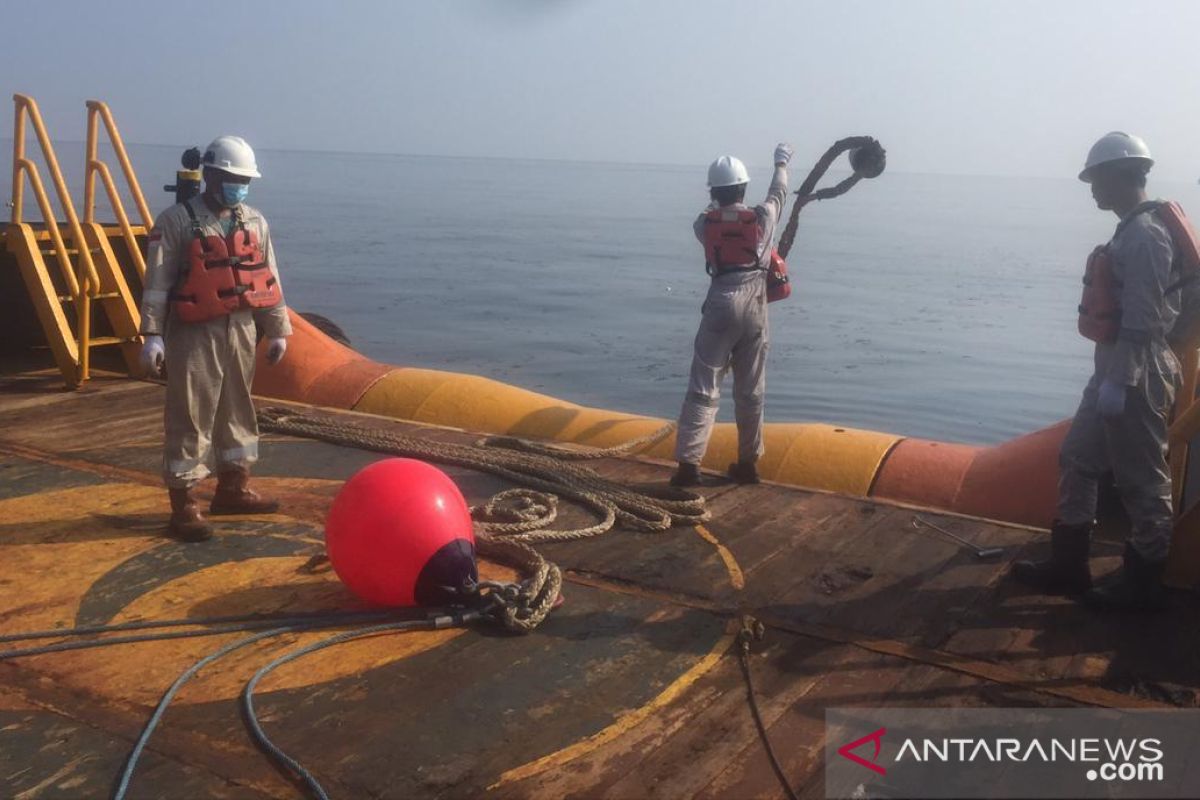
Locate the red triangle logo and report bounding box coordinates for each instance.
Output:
[837,727,887,775]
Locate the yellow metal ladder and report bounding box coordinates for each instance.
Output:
[5,94,149,387]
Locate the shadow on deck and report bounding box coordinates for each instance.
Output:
[0,370,1196,799]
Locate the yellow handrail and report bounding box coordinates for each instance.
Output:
[87,160,148,280]
[15,157,80,298]
[83,100,152,227]
[83,100,151,281]
[10,97,24,222]
[11,94,102,298]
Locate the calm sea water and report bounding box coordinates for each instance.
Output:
[9,141,1200,444]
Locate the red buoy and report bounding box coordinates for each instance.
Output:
[325,458,476,606]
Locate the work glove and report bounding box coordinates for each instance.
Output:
[139,335,165,378]
[1097,379,1127,418]
[266,337,288,366]
[774,143,794,167]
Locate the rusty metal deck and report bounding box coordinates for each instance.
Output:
[1,370,1198,799]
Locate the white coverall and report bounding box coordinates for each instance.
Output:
[674,166,788,466]
[1058,203,1181,561]
[140,197,292,489]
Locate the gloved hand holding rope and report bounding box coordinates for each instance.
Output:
[775,136,886,260]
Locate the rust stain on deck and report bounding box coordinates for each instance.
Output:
[0,370,1197,798]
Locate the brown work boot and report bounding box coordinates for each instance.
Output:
[209,467,280,515]
[168,488,213,542]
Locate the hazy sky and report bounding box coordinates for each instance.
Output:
[5,0,1199,179]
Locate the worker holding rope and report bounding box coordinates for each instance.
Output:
[671,144,793,487]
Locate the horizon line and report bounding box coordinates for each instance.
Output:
[2,136,1196,184]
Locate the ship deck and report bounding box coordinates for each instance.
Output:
[1,369,1198,799]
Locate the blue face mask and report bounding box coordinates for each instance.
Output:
[221,183,249,207]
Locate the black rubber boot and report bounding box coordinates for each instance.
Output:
[670,462,702,487]
[727,461,760,485]
[1010,520,1092,595]
[1082,542,1169,612]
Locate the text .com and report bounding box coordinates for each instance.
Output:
[1087,762,1164,783]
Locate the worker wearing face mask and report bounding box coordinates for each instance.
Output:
[139,135,292,542]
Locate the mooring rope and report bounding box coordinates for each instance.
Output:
[257,406,709,543]
[776,135,886,260]
[5,133,897,798]
[257,406,709,634]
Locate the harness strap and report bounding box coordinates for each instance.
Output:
[233,203,250,239]
[1113,200,1162,238]
[1110,200,1196,296]
[181,199,212,252]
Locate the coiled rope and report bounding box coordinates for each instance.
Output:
[257,406,710,634]
[0,408,711,798]
[257,406,708,543]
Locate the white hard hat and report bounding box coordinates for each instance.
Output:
[707,155,750,188]
[1079,131,1153,183]
[202,135,261,178]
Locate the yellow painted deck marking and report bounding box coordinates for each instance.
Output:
[693,523,744,591]
[486,523,744,787]
[489,629,736,789]
[110,557,478,703]
[0,480,515,703]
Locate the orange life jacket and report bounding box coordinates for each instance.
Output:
[703,207,792,303]
[1078,245,1121,343]
[1077,201,1200,343]
[703,208,762,274]
[171,201,283,324]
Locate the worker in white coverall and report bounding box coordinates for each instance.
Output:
[139,136,292,542]
[671,144,793,487]
[1012,132,1181,611]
